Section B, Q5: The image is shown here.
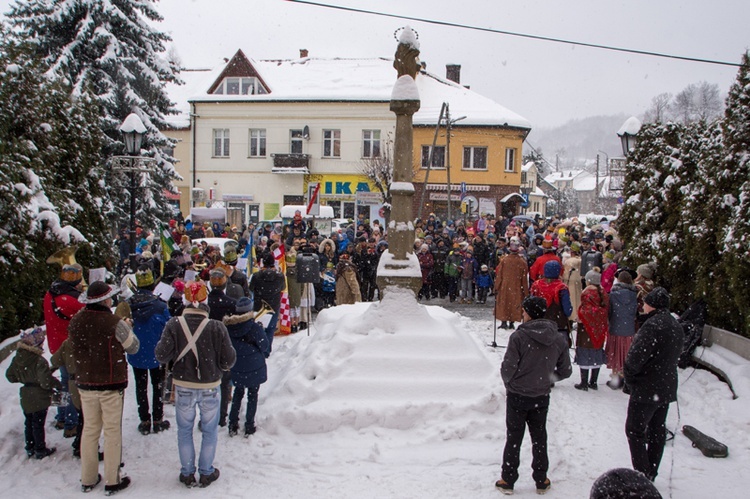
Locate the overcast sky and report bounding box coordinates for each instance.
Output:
[2,0,748,129]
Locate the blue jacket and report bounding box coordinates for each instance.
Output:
[223,312,268,387]
[608,282,638,336]
[128,290,171,369]
[476,271,493,288]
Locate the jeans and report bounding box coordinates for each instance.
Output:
[56,365,79,430]
[626,401,670,480]
[24,408,49,455]
[132,366,164,423]
[175,386,220,477]
[459,278,473,299]
[502,392,550,487]
[229,384,260,432]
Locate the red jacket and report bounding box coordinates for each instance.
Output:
[43,281,85,354]
[529,253,563,282]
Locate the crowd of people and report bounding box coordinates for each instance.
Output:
[5,208,682,496]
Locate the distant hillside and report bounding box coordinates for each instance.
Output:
[524,114,629,173]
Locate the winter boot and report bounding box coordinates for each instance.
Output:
[500,321,508,329]
[588,368,600,390]
[199,468,220,488]
[495,479,514,495]
[179,473,197,488]
[244,425,256,438]
[508,322,515,329]
[228,424,239,437]
[152,420,170,433]
[63,427,78,438]
[536,478,551,495]
[35,447,56,460]
[138,420,151,435]
[574,368,589,391]
[81,474,102,493]
[104,476,131,496]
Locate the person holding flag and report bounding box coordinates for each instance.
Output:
[160,222,181,275]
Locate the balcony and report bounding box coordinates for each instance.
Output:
[271,153,310,174]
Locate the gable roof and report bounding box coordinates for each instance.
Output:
[170,51,531,130]
[206,49,271,95]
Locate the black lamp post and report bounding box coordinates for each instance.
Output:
[119,113,147,273]
[617,116,642,156]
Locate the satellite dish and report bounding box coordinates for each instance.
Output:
[303,125,310,140]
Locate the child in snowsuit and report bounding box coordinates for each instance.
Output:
[6,327,61,459]
[475,264,494,304]
[459,249,478,304]
[50,338,83,457]
[321,262,336,308]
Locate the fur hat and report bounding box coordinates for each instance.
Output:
[543,260,562,279]
[184,281,208,305]
[135,266,155,288]
[235,297,253,314]
[60,263,83,283]
[637,263,656,280]
[522,296,547,320]
[644,287,670,310]
[209,268,227,288]
[509,241,520,253]
[78,281,119,304]
[20,326,46,347]
[585,269,602,286]
[590,468,661,499]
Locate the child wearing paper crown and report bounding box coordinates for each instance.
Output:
[5,327,62,459]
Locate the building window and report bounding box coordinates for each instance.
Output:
[505,148,517,172]
[463,146,487,170]
[249,129,266,157]
[214,77,258,95]
[323,129,341,157]
[213,129,230,157]
[290,129,304,154]
[521,171,527,184]
[362,130,381,158]
[421,145,446,168]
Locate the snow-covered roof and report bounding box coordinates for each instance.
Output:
[522,161,536,172]
[169,55,531,130]
[543,170,585,185]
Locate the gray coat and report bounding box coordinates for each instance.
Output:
[501,318,572,397]
[608,282,638,336]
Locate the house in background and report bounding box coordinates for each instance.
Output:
[164,50,531,226]
[520,161,548,218]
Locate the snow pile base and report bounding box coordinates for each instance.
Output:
[261,289,498,434]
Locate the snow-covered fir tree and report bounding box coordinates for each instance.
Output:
[0,29,111,337]
[9,0,182,232]
[720,51,750,331]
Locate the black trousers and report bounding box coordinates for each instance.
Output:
[220,370,232,425]
[229,384,260,432]
[132,366,164,423]
[24,408,49,455]
[502,392,550,487]
[626,400,670,480]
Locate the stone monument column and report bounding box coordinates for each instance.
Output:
[376,27,423,296]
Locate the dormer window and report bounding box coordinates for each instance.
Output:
[213,77,263,95]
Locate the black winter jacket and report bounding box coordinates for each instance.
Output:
[624,308,683,404]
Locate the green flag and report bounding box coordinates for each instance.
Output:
[160,223,179,262]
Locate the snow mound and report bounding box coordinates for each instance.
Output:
[261,289,498,435]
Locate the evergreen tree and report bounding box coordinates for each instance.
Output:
[720,51,750,332]
[9,0,182,232]
[0,30,111,338]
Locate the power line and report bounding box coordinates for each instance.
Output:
[287,0,742,68]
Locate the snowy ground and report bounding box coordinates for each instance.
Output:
[0,292,746,498]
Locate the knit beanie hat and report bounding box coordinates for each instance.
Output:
[637,263,656,280]
[522,296,547,320]
[20,327,46,348]
[585,269,602,286]
[644,287,670,309]
[60,263,83,283]
[589,468,662,499]
[543,260,562,279]
[184,281,208,306]
[235,297,253,314]
[509,241,520,252]
[135,266,155,288]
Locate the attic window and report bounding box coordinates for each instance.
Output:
[214,77,261,95]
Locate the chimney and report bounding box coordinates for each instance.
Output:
[446,64,461,84]
[300,49,309,58]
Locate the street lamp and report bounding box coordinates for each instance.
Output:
[617,116,642,156]
[113,113,154,273]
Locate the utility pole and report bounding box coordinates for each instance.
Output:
[596,154,600,201]
[417,102,447,220]
[446,103,453,223]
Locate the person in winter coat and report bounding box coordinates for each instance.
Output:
[494,240,529,329]
[529,238,562,282]
[458,248,478,304]
[530,260,573,346]
[624,287,683,482]
[43,263,85,437]
[320,262,337,308]
[417,244,434,301]
[318,238,338,270]
[155,281,236,489]
[580,239,603,288]
[208,268,238,429]
[6,327,62,459]
[444,245,462,302]
[70,281,140,495]
[600,251,618,293]
[430,239,450,298]
[248,253,286,352]
[475,264,494,304]
[562,242,583,325]
[496,296,572,495]
[634,263,657,328]
[606,271,638,389]
[335,253,362,305]
[574,270,609,391]
[50,338,83,457]
[223,297,269,437]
